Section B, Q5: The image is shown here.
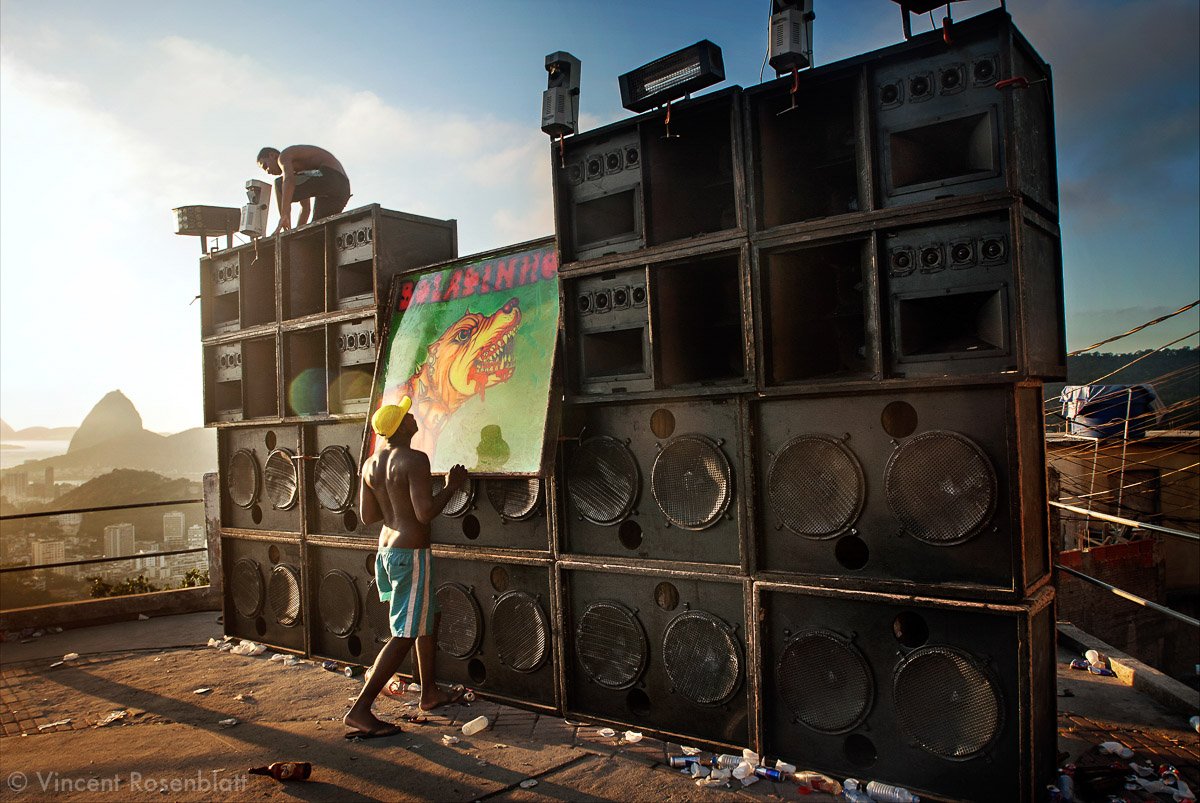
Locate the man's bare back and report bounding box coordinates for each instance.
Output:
[275,144,348,178]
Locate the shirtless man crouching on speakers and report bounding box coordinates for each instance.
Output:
[343,396,469,739]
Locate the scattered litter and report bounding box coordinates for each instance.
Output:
[596,727,616,738]
[681,745,701,756]
[689,763,710,779]
[38,719,71,731]
[696,775,729,788]
[50,627,63,634]
[62,652,80,662]
[1190,715,1199,733]
[218,718,238,727]
[442,735,460,745]
[268,654,301,666]
[794,772,843,796]
[230,640,267,656]
[193,688,212,695]
[462,689,476,702]
[1098,740,1133,759]
[477,760,488,767]
[739,775,761,788]
[519,779,538,789]
[742,748,760,765]
[1084,648,1108,669]
[49,661,64,668]
[623,730,643,743]
[493,743,509,749]
[732,761,754,780]
[774,760,796,775]
[138,614,150,620]
[407,682,420,692]
[95,711,127,727]
[461,715,489,736]
[233,694,252,702]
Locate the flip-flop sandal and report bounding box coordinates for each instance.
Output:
[382,678,407,698]
[344,723,403,740]
[419,683,469,712]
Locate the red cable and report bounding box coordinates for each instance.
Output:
[995,76,1030,91]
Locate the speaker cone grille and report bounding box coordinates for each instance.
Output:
[230,558,264,618]
[777,630,873,734]
[486,478,542,521]
[264,449,299,511]
[366,579,391,643]
[768,435,865,539]
[434,478,474,518]
[435,582,483,659]
[318,569,360,637]
[315,446,357,512]
[893,646,1003,760]
[662,610,741,705]
[885,430,996,544]
[228,449,260,509]
[651,435,732,531]
[493,590,549,673]
[268,564,302,627]
[567,436,639,525]
[576,601,647,689]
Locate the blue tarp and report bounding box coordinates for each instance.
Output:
[1060,384,1164,439]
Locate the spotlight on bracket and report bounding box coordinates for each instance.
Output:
[618,40,724,114]
[541,51,581,138]
[769,0,815,74]
[240,179,272,238]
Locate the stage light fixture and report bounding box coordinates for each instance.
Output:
[769,0,815,74]
[618,40,725,114]
[541,51,581,138]
[240,179,272,238]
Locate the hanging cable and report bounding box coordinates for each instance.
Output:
[1068,300,1200,356]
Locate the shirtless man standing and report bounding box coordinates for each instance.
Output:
[256,144,352,234]
[344,397,469,739]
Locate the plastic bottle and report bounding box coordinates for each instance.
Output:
[865,780,921,803]
[710,754,740,769]
[248,762,312,781]
[1058,773,1075,802]
[461,715,489,736]
[842,779,874,803]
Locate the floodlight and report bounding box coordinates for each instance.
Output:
[618,40,724,113]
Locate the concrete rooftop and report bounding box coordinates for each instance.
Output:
[0,612,1196,802]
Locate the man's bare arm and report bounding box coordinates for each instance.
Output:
[411,458,468,524]
[359,465,383,525]
[274,152,298,233]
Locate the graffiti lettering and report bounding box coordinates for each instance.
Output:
[397,247,558,311]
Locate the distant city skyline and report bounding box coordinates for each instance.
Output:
[1,0,1196,432]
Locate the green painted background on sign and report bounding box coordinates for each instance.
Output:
[373,240,559,474]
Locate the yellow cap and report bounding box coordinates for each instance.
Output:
[371,396,412,438]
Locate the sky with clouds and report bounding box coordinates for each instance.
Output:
[0,0,1196,433]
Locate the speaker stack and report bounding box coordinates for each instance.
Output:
[200,204,457,663]
[551,9,1061,800]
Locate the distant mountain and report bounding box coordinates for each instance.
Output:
[11,427,216,477]
[54,469,196,511]
[0,419,13,438]
[69,390,143,453]
[3,426,78,441]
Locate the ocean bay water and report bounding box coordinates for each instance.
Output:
[0,440,71,470]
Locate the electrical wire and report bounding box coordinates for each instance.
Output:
[1068,300,1200,356]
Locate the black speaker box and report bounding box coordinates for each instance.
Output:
[305,539,391,666]
[558,397,746,568]
[757,582,1057,803]
[222,534,305,652]
[430,477,550,552]
[554,88,742,265]
[329,316,377,415]
[200,240,276,337]
[203,335,278,424]
[218,425,302,533]
[302,420,380,539]
[559,564,751,749]
[428,552,557,711]
[282,323,329,417]
[882,206,1065,380]
[871,10,1057,216]
[752,382,1050,600]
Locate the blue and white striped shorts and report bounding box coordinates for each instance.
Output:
[375,547,439,637]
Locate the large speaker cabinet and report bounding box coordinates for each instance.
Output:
[752,381,1049,599]
[559,563,752,750]
[203,335,279,424]
[302,419,380,539]
[200,239,276,337]
[305,539,391,666]
[280,204,458,322]
[430,476,550,553]
[221,534,305,652]
[757,582,1056,803]
[558,397,746,568]
[218,425,302,533]
[428,551,557,712]
[553,88,743,266]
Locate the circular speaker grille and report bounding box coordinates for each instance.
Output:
[576,601,648,689]
[567,436,639,525]
[662,610,741,705]
[768,435,865,539]
[434,478,474,518]
[268,564,302,627]
[264,448,299,511]
[366,579,391,643]
[228,449,260,509]
[651,435,732,530]
[318,569,360,637]
[885,431,997,544]
[777,630,873,733]
[493,591,549,673]
[436,582,483,659]
[894,646,1003,760]
[230,558,264,618]
[486,479,542,521]
[315,446,357,512]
